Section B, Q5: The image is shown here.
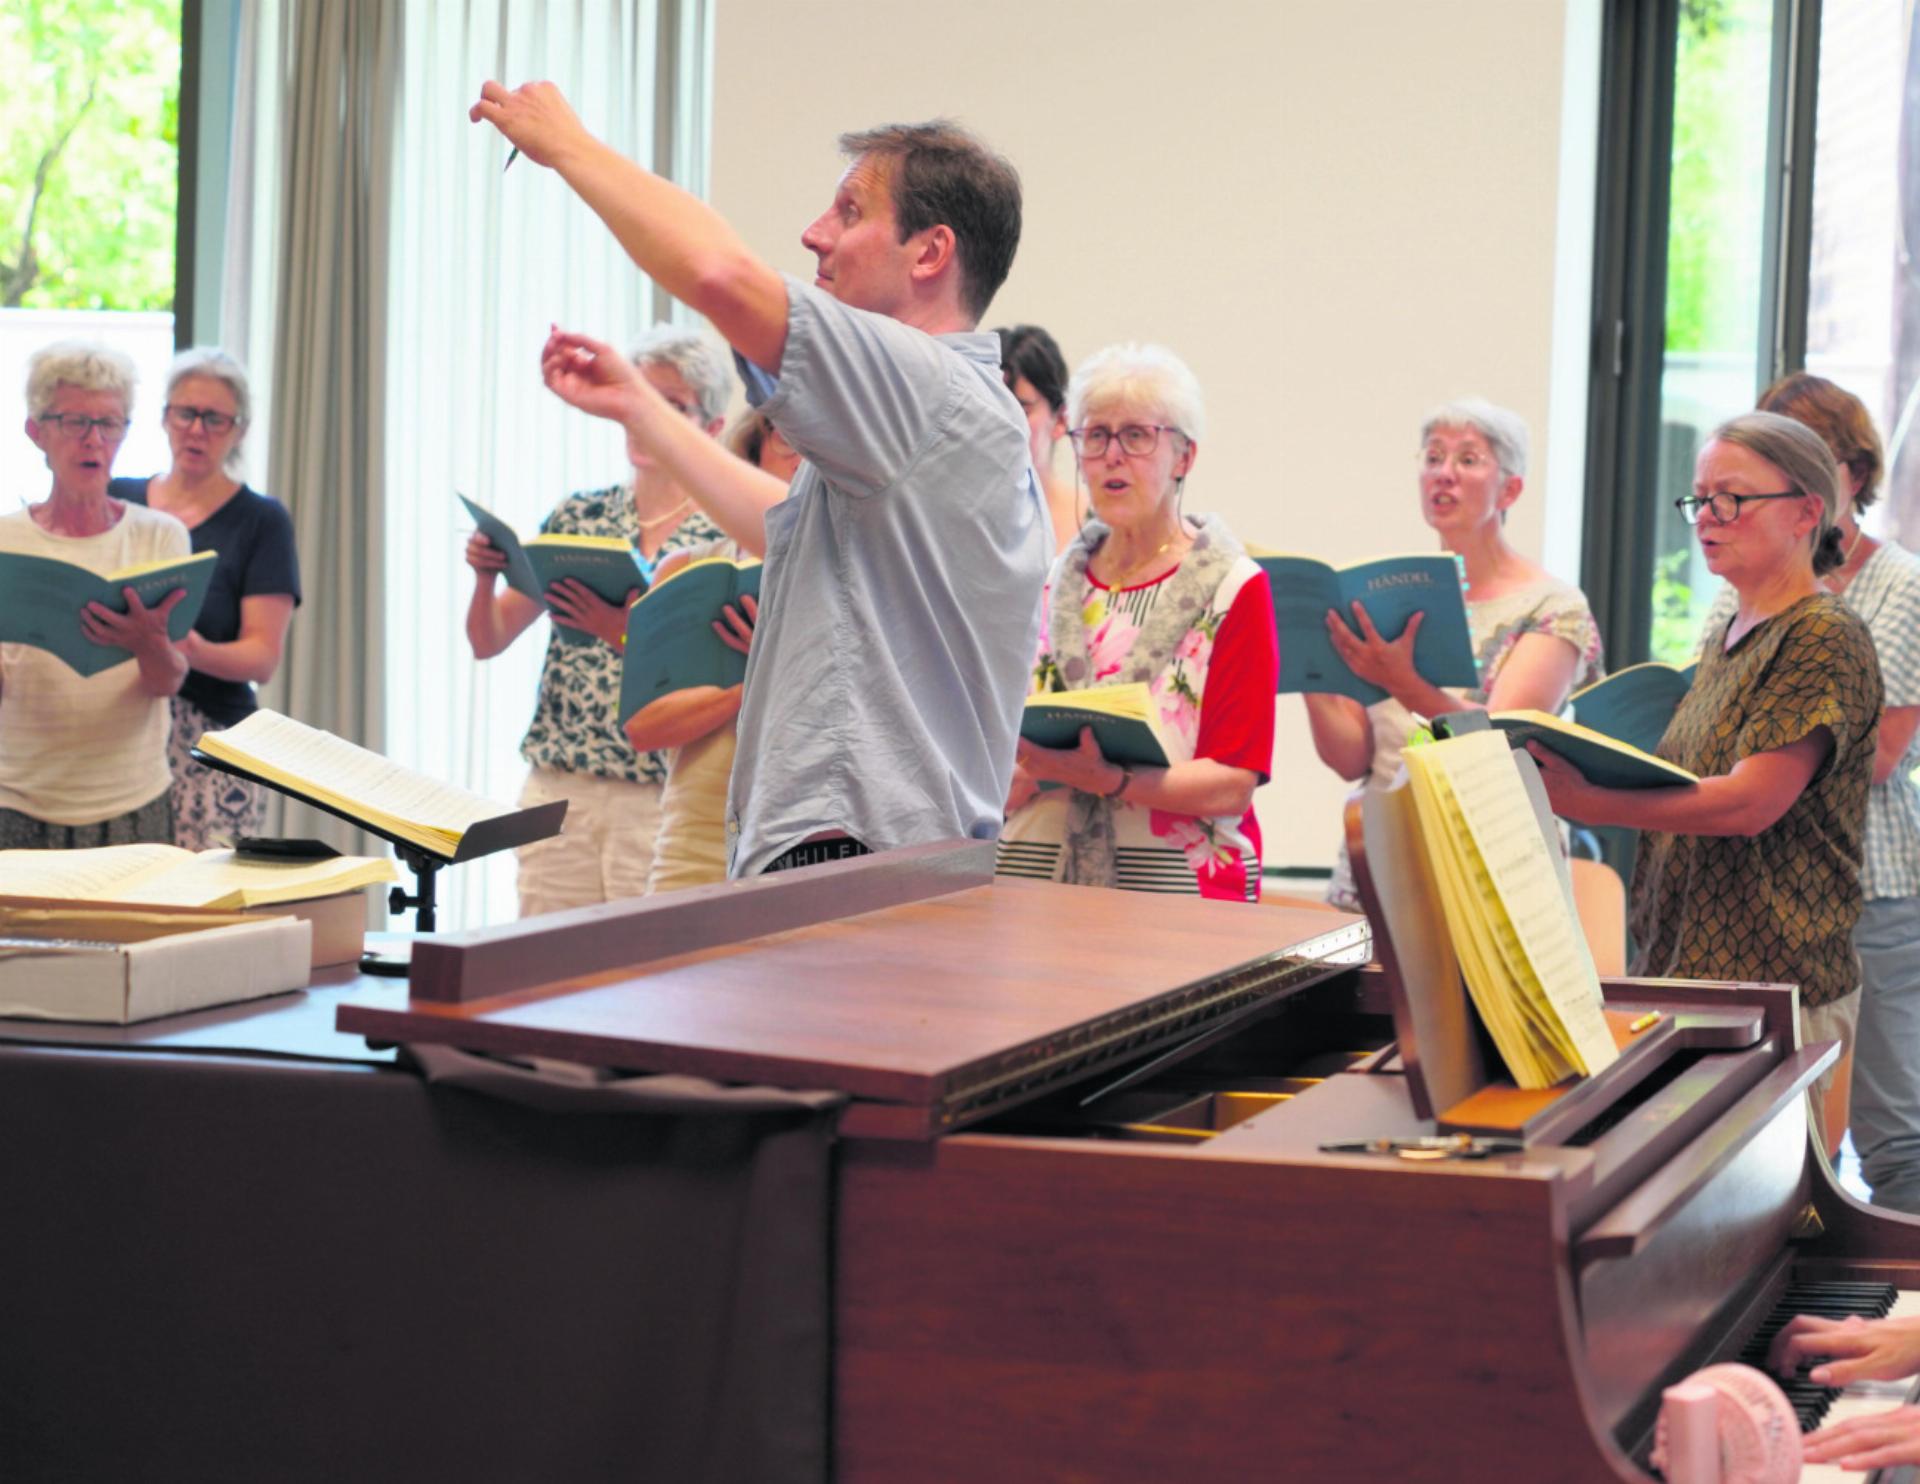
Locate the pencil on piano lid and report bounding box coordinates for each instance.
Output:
[1628,1011,1662,1034]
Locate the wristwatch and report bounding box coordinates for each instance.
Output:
[1107,763,1133,800]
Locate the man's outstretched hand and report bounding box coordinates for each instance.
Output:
[470,80,590,170]
[541,327,647,425]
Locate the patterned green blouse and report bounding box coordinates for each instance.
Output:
[1629,593,1882,1008]
[518,484,723,784]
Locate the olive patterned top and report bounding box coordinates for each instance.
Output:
[1629,592,1881,1008]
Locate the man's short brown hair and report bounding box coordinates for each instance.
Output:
[837,120,1022,323]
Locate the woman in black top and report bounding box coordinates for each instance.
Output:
[112,347,301,850]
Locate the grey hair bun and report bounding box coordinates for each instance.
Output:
[1812,523,1847,576]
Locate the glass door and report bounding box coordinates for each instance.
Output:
[1647,0,1783,663]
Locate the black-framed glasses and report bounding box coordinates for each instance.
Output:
[164,404,240,434]
[1067,423,1183,458]
[1674,490,1804,525]
[38,412,130,442]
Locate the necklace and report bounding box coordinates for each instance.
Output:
[1100,527,1186,589]
[635,495,693,532]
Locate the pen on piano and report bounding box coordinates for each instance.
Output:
[1628,1011,1662,1034]
[504,146,521,173]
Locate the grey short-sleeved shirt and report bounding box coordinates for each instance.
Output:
[727,277,1052,877]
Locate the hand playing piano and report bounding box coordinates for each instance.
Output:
[1770,1313,1920,1387]
[1802,1403,1920,1472]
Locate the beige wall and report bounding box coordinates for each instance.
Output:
[711,0,1594,873]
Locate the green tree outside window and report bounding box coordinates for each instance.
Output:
[1,0,181,310]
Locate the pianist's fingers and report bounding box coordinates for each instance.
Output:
[1769,1313,1857,1376]
[1771,1312,1920,1387]
[1802,1404,1920,1469]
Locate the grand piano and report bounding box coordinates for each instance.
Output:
[328,768,1920,1483]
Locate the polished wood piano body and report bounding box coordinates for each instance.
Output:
[337,839,1920,1483]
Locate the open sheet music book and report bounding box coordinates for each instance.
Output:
[618,555,764,719]
[459,493,651,644]
[1478,710,1698,790]
[1402,730,1618,1090]
[1253,550,1477,704]
[0,843,395,910]
[0,548,217,676]
[195,711,520,858]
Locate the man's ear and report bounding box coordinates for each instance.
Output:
[908,223,958,284]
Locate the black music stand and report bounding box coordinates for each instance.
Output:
[189,749,566,966]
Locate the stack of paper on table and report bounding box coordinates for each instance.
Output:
[0,844,395,967]
[1402,729,1618,1090]
[0,903,311,1023]
[194,710,521,858]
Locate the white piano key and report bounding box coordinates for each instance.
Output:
[1800,1289,1920,1483]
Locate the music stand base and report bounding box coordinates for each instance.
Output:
[360,939,414,978]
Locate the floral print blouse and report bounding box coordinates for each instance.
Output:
[998,553,1278,901]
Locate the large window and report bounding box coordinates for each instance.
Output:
[0,1,182,502]
[1805,0,1911,533]
[1648,0,1781,662]
[1595,0,1920,665]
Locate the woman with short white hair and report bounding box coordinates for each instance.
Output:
[1,341,191,848]
[111,346,301,849]
[466,324,735,915]
[1305,396,1603,909]
[998,343,1278,900]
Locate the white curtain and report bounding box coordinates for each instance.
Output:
[262,0,402,854]
[384,0,715,927]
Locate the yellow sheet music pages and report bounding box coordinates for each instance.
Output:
[1403,730,1618,1089]
[195,711,516,857]
[0,844,397,909]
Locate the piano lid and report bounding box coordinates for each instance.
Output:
[337,861,1369,1139]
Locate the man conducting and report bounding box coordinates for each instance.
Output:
[472,82,1050,877]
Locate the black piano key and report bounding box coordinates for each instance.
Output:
[1732,1280,1900,1432]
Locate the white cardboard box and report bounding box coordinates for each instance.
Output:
[0,915,312,1023]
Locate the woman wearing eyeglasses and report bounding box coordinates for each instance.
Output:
[1688,378,1920,1172]
[111,347,301,851]
[997,343,1277,901]
[1306,398,1604,910]
[0,341,190,849]
[1531,412,1881,1146]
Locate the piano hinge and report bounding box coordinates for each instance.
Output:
[1789,1202,1826,1240]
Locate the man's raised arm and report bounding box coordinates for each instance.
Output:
[471,80,790,371]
